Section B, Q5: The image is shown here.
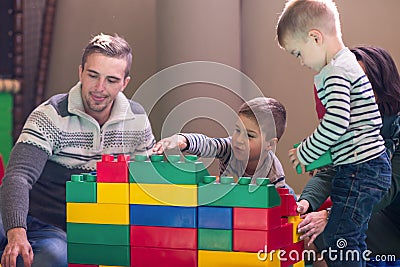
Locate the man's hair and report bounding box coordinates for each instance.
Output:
[351,46,400,116]
[81,33,133,78]
[276,0,341,47]
[238,97,287,141]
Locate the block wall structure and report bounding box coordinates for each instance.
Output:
[66,154,305,267]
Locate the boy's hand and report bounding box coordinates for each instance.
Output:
[288,148,305,173]
[152,134,188,154]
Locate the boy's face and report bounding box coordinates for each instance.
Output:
[283,34,326,73]
[232,114,264,168]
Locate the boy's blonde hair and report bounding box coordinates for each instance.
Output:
[276,0,342,48]
[238,97,287,141]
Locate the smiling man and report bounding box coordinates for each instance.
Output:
[0,33,156,267]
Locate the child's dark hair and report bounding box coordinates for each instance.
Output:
[238,97,287,141]
[351,46,400,116]
[82,33,132,78]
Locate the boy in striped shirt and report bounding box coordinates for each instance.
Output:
[277,1,391,266]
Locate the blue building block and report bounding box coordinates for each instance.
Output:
[198,206,232,229]
[130,204,197,228]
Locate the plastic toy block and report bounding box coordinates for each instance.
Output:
[67,223,129,246]
[130,204,197,228]
[68,264,98,267]
[198,228,232,251]
[293,143,332,174]
[198,250,281,267]
[280,241,304,267]
[97,183,129,204]
[130,225,197,249]
[288,215,302,243]
[130,247,197,267]
[233,206,281,231]
[198,177,281,208]
[129,183,197,206]
[233,223,293,253]
[293,261,305,267]
[68,243,130,266]
[279,193,298,217]
[66,175,97,203]
[198,206,232,229]
[96,154,129,183]
[129,158,210,185]
[67,203,129,225]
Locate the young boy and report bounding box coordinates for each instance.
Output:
[153,97,293,192]
[276,1,391,266]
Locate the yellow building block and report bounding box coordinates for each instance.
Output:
[288,215,302,243]
[198,250,281,267]
[66,203,129,225]
[130,183,197,206]
[293,260,305,267]
[97,183,129,204]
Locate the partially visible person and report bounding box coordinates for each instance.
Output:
[297,46,400,265]
[0,33,156,267]
[153,97,295,193]
[277,1,392,266]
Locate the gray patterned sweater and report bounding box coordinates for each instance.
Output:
[0,82,155,231]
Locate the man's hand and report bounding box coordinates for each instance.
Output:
[152,134,188,154]
[297,210,328,246]
[296,199,310,215]
[1,228,33,267]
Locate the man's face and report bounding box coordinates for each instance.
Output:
[79,53,130,123]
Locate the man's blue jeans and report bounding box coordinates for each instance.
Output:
[323,152,392,267]
[0,215,67,267]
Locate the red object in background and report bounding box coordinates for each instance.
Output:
[317,197,333,211]
[0,154,4,185]
[314,84,326,120]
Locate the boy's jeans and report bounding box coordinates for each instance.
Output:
[323,152,392,267]
[0,215,67,267]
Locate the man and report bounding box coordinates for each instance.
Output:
[0,33,156,267]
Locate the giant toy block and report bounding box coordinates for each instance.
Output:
[66,154,304,266]
[293,143,332,174]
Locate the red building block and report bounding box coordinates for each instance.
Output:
[280,193,298,217]
[131,247,197,267]
[130,225,197,249]
[233,223,293,252]
[96,154,130,183]
[0,154,4,184]
[233,206,281,230]
[280,241,304,267]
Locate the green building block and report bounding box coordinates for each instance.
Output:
[0,92,13,165]
[129,157,210,185]
[67,223,130,246]
[294,143,332,174]
[198,228,232,251]
[66,174,97,203]
[67,243,130,266]
[198,177,281,208]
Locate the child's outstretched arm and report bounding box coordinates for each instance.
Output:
[152,134,188,154]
